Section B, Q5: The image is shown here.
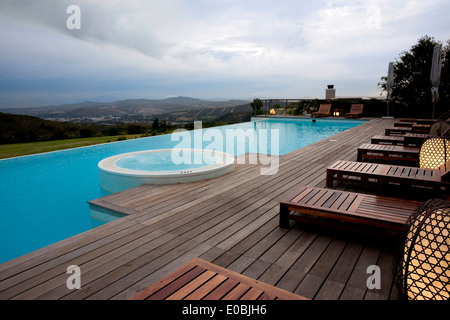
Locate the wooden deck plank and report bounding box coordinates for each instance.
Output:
[340,246,381,300]
[1,118,421,300]
[276,235,333,293]
[257,231,317,286]
[294,238,347,299]
[314,243,363,300]
[364,250,398,300]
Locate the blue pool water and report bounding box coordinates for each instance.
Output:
[0,118,365,263]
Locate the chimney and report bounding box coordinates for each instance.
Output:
[326,85,336,99]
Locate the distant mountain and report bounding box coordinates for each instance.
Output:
[0,97,251,123]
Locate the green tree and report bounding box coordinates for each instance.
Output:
[127,124,142,134]
[250,98,263,115]
[440,40,450,107]
[79,128,93,138]
[152,118,160,130]
[378,36,449,118]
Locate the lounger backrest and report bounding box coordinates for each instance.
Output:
[318,104,331,112]
[349,104,364,113]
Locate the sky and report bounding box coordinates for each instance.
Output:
[0,0,449,108]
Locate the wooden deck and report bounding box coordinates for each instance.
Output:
[0,118,427,300]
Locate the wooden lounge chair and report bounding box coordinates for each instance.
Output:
[373,132,446,148]
[371,134,429,147]
[385,126,413,136]
[394,122,415,128]
[279,186,422,237]
[345,104,364,118]
[391,122,431,134]
[326,160,449,195]
[412,123,431,134]
[130,258,307,300]
[403,133,429,147]
[371,135,405,146]
[399,118,437,125]
[357,143,420,165]
[311,104,332,118]
[388,124,431,134]
[372,122,448,150]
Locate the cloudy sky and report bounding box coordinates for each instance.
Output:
[0,0,449,108]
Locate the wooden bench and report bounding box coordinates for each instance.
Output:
[279,186,421,236]
[130,258,307,300]
[326,160,447,195]
[357,144,420,165]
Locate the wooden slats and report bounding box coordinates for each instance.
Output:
[130,258,307,300]
[203,278,239,300]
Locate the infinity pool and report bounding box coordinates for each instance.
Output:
[0,118,365,263]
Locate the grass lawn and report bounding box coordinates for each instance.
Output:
[0,135,144,159]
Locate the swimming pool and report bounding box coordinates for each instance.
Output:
[0,118,365,263]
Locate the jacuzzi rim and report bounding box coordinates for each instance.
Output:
[98,148,235,178]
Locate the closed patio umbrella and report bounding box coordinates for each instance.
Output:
[430,45,442,119]
[386,62,394,117]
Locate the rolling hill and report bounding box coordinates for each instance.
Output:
[0,97,252,124]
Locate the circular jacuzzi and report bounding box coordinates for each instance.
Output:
[98,148,235,193]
